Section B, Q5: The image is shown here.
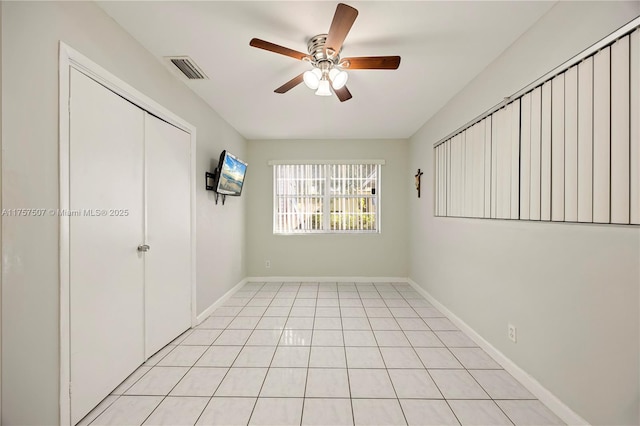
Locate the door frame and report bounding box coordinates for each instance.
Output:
[58,42,197,426]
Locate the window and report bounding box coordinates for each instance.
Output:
[434,27,640,226]
[273,162,381,234]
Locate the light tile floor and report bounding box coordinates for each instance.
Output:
[80,282,565,426]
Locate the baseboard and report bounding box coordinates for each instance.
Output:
[195,277,248,324]
[246,276,409,283]
[407,279,589,426]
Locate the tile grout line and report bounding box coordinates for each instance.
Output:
[299,281,319,426]
[90,291,251,425]
[196,281,280,425]
[82,395,121,425]
[245,281,293,425]
[137,303,247,426]
[390,282,463,426]
[395,283,522,425]
[194,283,286,423]
[415,285,519,426]
[94,280,562,426]
[183,281,270,426]
[361,282,410,426]
[341,281,357,426]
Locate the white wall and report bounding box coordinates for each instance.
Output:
[1,2,246,424]
[409,2,640,425]
[246,139,408,278]
[0,2,3,422]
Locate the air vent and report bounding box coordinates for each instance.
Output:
[166,56,208,80]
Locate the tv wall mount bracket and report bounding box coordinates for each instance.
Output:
[205,170,226,205]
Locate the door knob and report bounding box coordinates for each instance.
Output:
[137,244,150,252]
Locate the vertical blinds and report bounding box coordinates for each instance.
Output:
[273,163,379,233]
[274,164,325,233]
[434,27,640,226]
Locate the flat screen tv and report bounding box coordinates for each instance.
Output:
[215,150,248,196]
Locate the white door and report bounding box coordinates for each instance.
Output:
[69,69,145,424]
[144,113,192,356]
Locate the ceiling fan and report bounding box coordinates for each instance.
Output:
[249,3,401,102]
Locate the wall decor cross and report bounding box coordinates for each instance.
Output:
[415,169,423,198]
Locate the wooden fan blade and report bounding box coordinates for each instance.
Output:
[274,73,305,94]
[341,56,401,70]
[325,3,358,55]
[250,38,309,61]
[333,85,352,102]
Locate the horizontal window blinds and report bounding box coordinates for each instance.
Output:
[434,26,640,226]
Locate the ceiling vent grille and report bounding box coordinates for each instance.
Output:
[166,56,208,80]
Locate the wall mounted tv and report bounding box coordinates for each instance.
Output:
[215,150,248,196]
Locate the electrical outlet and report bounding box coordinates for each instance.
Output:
[508,323,517,343]
[265,260,271,268]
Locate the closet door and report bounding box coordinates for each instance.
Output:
[145,113,192,356]
[69,69,145,424]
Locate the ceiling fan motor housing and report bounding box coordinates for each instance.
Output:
[307,34,342,66]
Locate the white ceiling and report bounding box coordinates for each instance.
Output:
[98,1,556,140]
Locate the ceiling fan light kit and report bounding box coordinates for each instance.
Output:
[316,79,332,96]
[303,68,322,90]
[301,37,349,95]
[304,34,349,95]
[249,3,401,102]
[329,68,348,90]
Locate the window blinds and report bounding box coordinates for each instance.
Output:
[273,163,380,234]
[434,26,640,226]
